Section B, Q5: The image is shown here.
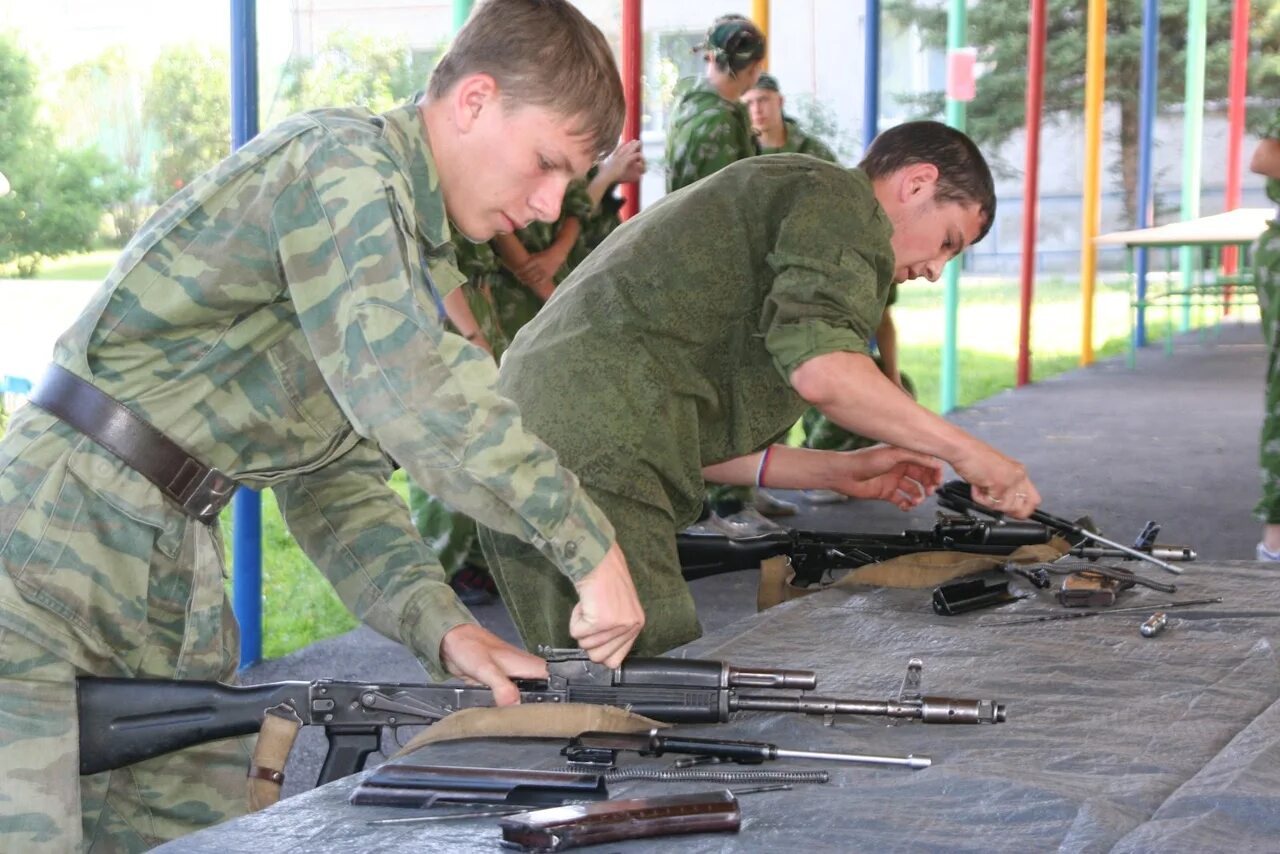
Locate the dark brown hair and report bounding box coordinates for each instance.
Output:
[859,120,996,243]
[427,0,624,159]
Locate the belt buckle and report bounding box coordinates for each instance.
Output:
[181,467,239,523]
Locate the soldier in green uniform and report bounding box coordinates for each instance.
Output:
[480,122,1042,657]
[664,14,765,193]
[741,72,839,162]
[1251,112,1280,561]
[0,2,648,850]
[410,140,646,604]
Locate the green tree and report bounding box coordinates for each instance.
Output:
[57,47,148,243]
[275,30,440,119]
[886,0,1280,220]
[0,35,116,276]
[143,44,230,204]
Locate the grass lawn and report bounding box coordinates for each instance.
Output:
[0,249,120,282]
[7,251,1254,660]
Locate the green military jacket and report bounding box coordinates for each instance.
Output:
[665,79,757,193]
[498,155,894,527]
[760,118,839,163]
[0,104,613,679]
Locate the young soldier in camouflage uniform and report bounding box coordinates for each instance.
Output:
[664,14,765,193]
[480,123,1043,656]
[409,140,645,605]
[0,2,647,850]
[742,72,838,162]
[1251,112,1280,561]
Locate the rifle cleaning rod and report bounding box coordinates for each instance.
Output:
[982,596,1222,627]
[1031,510,1183,575]
[773,748,931,770]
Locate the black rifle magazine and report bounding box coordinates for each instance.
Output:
[499,790,741,851]
[933,571,1021,616]
[351,764,607,808]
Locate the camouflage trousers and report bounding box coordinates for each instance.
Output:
[480,489,702,656]
[0,412,251,851]
[1255,226,1280,523]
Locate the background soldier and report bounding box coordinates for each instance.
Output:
[1250,113,1280,561]
[742,72,838,162]
[0,1,646,849]
[664,13,765,193]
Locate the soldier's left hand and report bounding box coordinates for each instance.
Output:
[833,445,943,510]
[439,623,549,705]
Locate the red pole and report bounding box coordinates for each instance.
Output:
[1221,0,1249,308]
[620,0,642,220]
[1017,0,1047,386]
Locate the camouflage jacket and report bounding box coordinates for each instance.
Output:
[760,118,839,163]
[0,104,613,678]
[664,79,758,193]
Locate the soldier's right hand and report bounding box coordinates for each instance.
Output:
[439,623,549,706]
[570,543,645,667]
[951,443,1040,519]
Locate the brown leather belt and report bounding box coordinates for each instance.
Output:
[28,364,238,524]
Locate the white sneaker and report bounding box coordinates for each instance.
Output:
[1257,542,1280,561]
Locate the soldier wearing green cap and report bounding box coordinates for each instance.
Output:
[0,1,649,849]
[481,122,1042,657]
[742,72,839,163]
[664,14,766,193]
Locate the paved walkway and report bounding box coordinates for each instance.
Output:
[243,316,1270,796]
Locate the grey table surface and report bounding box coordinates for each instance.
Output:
[160,560,1280,853]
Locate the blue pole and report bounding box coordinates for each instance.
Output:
[1134,0,1157,348]
[230,0,262,670]
[863,0,880,151]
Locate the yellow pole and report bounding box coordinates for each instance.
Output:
[1079,0,1106,365]
[753,0,769,68]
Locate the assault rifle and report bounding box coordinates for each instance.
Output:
[678,479,1195,587]
[78,650,1003,788]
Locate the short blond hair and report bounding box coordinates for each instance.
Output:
[428,0,624,159]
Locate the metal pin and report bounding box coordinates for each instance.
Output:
[1140,612,1168,638]
[727,784,794,796]
[367,807,528,825]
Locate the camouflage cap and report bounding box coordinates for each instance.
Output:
[750,73,781,93]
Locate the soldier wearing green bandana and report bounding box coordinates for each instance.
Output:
[0,2,648,849]
[665,14,765,193]
[1251,112,1280,562]
[481,122,1042,656]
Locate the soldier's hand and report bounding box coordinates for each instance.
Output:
[570,543,645,668]
[951,444,1040,518]
[439,623,548,706]
[835,445,943,510]
[601,138,646,184]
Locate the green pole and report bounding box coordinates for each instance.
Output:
[1179,0,1206,331]
[453,0,474,33]
[940,0,967,414]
